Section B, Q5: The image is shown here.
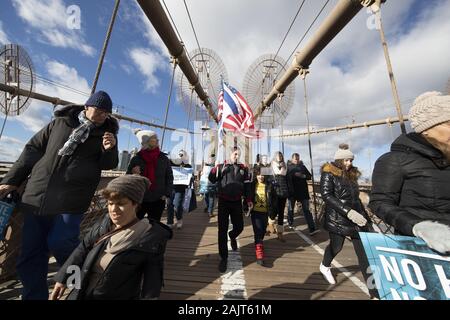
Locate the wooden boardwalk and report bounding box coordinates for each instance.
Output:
[160,199,369,300]
[0,199,369,300]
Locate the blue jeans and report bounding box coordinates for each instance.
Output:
[17,212,82,300]
[287,198,316,232]
[167,190,185,225]
[251,211,268,244]
[204,191,215,214]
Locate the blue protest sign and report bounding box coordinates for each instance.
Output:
[359,232,450,300]
[172,167,193,186]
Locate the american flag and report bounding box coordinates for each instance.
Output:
[217,82,259,141]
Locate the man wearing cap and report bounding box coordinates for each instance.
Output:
[0,90,119,299]
[370,91,450,254]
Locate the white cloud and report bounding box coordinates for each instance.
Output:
[147,0,450,179]
[0,135,25,162]
[43,60,90,102]
[13,60,90,133]
[117,2,171,92]
[11,0,95,56]
[0,21,11,45]
[120,63,134,75]
[129,47,167,93]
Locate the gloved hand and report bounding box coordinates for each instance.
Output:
[347,209,367,227]
[412,221,450,254]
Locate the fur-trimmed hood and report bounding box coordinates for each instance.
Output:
[54,104,119,134]
[321,162,361,182]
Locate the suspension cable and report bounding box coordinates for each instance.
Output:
[183,0,219,105]
[280,0,331,74]
[184,87,195,152]
[160,59,178,150]
[263,0,307,83]
[91,0,120,94]
[302,76,319,220]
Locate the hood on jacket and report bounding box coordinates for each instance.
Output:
[391,133,444,159]
[54,104,119,134]
[321,162,361,182]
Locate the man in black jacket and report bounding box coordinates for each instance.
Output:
[209,147,253,273]
[287,153,317,234]
[0,91,119,299]
[369,91,450,254]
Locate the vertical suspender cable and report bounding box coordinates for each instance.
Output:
[303,77,318,220]
[91,0,120,94]
[160,59,178,150]
[184,88,195,152]
[375,7,406,134]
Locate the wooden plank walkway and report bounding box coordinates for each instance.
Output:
[0,199,369,300]
[160,199,369,300]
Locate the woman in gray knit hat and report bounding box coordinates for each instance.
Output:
[50,175,172,300]
[370,91,450,255]
[319,144,374,290]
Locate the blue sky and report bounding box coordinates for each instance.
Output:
[0,0,191,154]
[0,0,449,180]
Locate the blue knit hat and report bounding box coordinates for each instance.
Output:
[85,90,112,113]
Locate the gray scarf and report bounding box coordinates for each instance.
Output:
[58,111,97,156]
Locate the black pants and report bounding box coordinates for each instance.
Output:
[323,232,378,298]
[251,211,268,245]
[270,197,287,226]
[218,199,243,260]
[137,199,166,222]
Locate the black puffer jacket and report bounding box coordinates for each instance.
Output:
[369,133,450,235]
[320,162,371,237]
[54,214,173,300]
[126,151,173,202]
[2,105,119,216]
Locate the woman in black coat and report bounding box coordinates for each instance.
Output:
[319,144,373,289]
[369,91,450,254]
[126,129,173,222]
[50,175,172,300]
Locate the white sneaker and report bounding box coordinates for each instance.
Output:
[177,220,183,229]
[320,263,336,285]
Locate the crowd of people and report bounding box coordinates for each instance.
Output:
[0,90,449,300]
